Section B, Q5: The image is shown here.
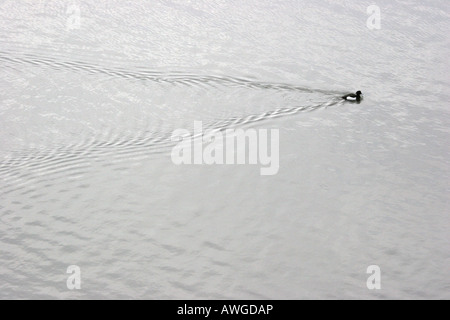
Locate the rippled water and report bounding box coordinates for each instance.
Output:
[0,0,449,299]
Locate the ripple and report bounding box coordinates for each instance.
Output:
[0,96,343,196]
[0,48,346,195]
[0,50,344,95]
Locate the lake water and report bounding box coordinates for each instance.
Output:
[0,0,449,299]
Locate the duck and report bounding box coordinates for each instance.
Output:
[342,90,362,102]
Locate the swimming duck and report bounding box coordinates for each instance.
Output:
[342,90,362,102]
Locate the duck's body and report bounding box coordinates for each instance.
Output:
[342,90,362,102]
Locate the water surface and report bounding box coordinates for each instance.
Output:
[0,0,449,299]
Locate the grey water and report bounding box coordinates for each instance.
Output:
[0,0,449,299]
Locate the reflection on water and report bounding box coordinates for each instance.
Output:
[0,0,449,299]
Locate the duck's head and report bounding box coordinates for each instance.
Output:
[356,90,362,95]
